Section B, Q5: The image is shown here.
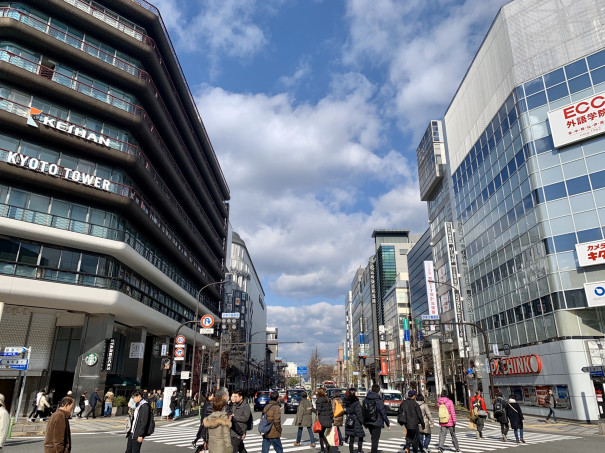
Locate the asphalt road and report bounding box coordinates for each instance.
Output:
[6,406,600,452]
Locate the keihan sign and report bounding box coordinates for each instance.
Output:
[27,108,114,148]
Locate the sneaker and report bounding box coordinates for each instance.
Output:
[476,432,480,439]
[293,442,300,446]
[503,435,507,442]
[516,440,519,444]
[521,439,526,444]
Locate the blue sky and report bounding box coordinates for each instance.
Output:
[153,0,510,364]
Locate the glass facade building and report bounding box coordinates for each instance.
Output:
[431,0,605,420]
[0,0,230,416]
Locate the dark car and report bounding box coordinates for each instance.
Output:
[326,388,347,401]
[284,389,305,414]
[254,391,271,411]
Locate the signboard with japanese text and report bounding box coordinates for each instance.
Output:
[129,342,145,359]
[424,261,439,317]
[584,281,605,308]
[445,222,465,357]
[548,93,605,148]
[576,239,605,267]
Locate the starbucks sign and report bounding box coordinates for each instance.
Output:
[84,353,98,366]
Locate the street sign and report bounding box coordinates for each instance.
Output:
[174,347,185,361]
[492,344,499,356]
[180,371,190,380]
[352,371,359,376]
[404,330,410,342]
[421,315,439,320]
[297,366,308,375]
[161,344,168,356]
[175,335,186,345]
[200,315,215,328]
[581,366,605,376]
[403,318,409,330]
[0,358,28,370]
[2,347,27,357]
[199,328,214,334]
[222,312,240,319]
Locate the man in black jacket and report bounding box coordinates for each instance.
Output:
[398,390,425,453]
[125,390,152,453]
[231,389,251,452]
[364,384,391,453]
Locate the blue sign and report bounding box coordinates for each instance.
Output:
[359,333,365,344]
[404,330,410,342]
[417,331,423,341]
[421,315,439,320]
[297,366,308,375]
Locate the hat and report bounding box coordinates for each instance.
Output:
[408,390,417,397]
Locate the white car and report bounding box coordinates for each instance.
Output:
[357,387,367,397]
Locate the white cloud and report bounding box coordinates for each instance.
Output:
[268,302,345,363]
[279,58,311,88]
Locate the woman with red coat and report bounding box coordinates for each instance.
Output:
[469,390,487,439]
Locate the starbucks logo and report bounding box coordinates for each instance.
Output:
[84,353,98,366]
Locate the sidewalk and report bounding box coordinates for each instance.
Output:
[9,412,198,437]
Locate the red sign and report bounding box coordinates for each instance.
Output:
[490,354,542,376]
[576,240,605,267]
[549,94,605,147]
[380,358,389,376]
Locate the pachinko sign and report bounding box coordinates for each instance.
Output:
[490,354,542,376]
[548,94,605,148]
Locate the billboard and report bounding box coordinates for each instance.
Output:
[424,261,439,316]
[548,93,605,148]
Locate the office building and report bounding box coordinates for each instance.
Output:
[0,0,229,415]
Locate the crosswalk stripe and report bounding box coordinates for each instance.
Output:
[283,418,295,426]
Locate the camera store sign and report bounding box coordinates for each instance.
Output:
[4,151,112,192]
[27,108,113,148]
[490,354,542,376]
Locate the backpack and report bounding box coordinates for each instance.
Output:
[333,400,344,418]
[493,399,504,417]
[438,403,450,424]
[258,411,273,436]
[143,405,155,436]
[246,411,253,431]
[362,399,378,423]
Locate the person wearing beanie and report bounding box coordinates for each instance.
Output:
[0,394,9,449]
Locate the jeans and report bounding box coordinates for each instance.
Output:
[261,437,283,453]
[367,425,381,453]
[419,433,431,451]
[513,428,523,440]
[296,427,315,444]
[546,407,557,422]
[405,428,420,452]
[336,426,343,445]
[104,402,112,416]
[500,423,509,437]
[438,426,459,451]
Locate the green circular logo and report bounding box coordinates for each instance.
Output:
[84,353,98,366]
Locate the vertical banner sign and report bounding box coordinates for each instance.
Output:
[424,261,439,317]
[162,387,177,417]
[380,358,388,375]
[445,222,466,357]
[403,317,412,376]
[379,325,386,354]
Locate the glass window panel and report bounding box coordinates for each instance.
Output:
[546,198,571,217]
[40,247,61,268]
[587,49,605,70]
[547,82,568,102]
[591,66,605,85]
[571,88,593,102]
[537,150,560,169]
[556,251,577,271]
[17,242,39,264]
[565,59,588,78]
[589,169,605,189]
[544,68,565,87]
[550,216,574,235]
[49,200,69,217]
[540,166,563,184]
[58,250,79,271]
[0,238,19,261]
[566,175,591,195]
[527,91,547,110]
[559,144,583,163]
[573,209,599,228]
[577,227,602,243]
[0,135,19,152]
[553,232,577,252]
[570,192,596,213]
[543,181,567,201]
[524,77,544,96]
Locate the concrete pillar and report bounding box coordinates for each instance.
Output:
[72,313,114,411]
[123,327,147,383]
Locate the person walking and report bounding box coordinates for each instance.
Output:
[417,394,432,453]
[43,396,74,453]
[203,397,233,453]
[505,397,525,444]
[545,389,558,423]
[168,391,177,420]
[0,394,10,450]
[193,392,215,451]
[293,391,316,447]
[35,391,50,421]
[47,388,56,416]
[469,390,487,439]
[344,388,365,453]
[262,391,283,453]
[77,392,87,419]
[493,392,509,442]
[315,388,334,453]
[398,390,425,453]
[332,391,345,446]
[29,389,43,420]
[85,389,101,419]
[125,390,153,453]
[104,388,115,417]
[231,390,251,452]
[363,384,391,453]
[437,390,460,453]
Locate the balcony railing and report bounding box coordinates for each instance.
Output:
[0,143,221,275]
[0,91,223,253]
[0,46,227,230]
[58,0,229,196]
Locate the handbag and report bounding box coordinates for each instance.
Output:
[477,409,488,418]
[326,427,338,447]
[73,406,81,415]
[312,419,322,433]
[345,416,355,429]
[258,412,274,435]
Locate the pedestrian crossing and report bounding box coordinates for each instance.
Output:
[132,418,580,452]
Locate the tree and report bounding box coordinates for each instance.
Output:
[308,347,322,390]
[288,376,300,387]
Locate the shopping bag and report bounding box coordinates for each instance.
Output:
[326,427,337,447]
[468,421,477,430]
[73,406,81,415]
[312,419,322,433]
[175,408,180,418]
